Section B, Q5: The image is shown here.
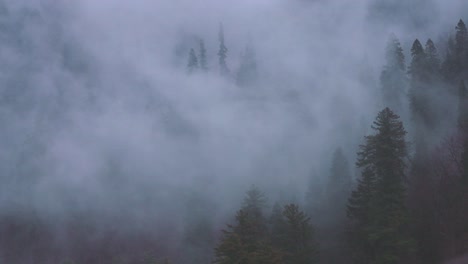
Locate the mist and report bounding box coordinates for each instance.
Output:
[0,0,467,263]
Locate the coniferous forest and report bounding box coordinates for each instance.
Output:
[0,0,467,264]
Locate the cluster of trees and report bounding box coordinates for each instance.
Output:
[185,24,258,87]
[214,186,319,264]
[211,19,468,264]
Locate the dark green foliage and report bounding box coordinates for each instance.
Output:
[347,108,413,264]
[217,23,229,76]
[187,48,199,74]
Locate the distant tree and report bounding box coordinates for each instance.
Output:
[199,39,208,71]
[458,80,468,130]
[187,48,199,74]
[218,23,229,76]
[281,204,319,264]
[326,148,352,217]
[409,39,426,82]
[455,19,468,71]
[214,188,282,264]
[424,39,441,79]
[442,36,457,82]
[236,43,258,87]
[380,35,407,111]
[409,39,434,130]
[347,108,414,264]
[269,202,286,249]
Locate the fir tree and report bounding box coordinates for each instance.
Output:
[442,36,457,82]
[327,148,352,216]
[347,108,413,264]
[458,80,468,130]
[281,204,319,264]
[409,39,426,82]
[424,39,440,79]
[236,43,258,87]
[199,39,208,71]
[187,48,199,74]
[409,39,434,129]
[380,35,407,111]
[455,19,468,70]
[218,23,229,76]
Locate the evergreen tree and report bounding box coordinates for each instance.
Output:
[409,39,434,129]
[214,188,282,264]
[187,48,199,74]
[424,39,440,79]
[327,148,352,216]
[218,23,229,76]
[455,19,468,71]
[236,43,258,87]
[199,39,208,71]
[281,204,319,264]
[347,108,413,264]
[269,202,286,249]
[458,80,468,130]
[380,35,407,111]
[409,39,426,82]
[442,36,457,82]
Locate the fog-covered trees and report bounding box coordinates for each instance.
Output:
[381,35,407,111]
[199,39,208,72]
[187,48,199,74]
[236,43,258,87]
[348,108,413,264]
[218,23,229,76]
[214,187,319,264]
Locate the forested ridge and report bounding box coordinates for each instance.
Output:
[0,1,466,264]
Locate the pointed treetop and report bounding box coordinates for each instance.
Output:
[411,39,424,56]
[385,34,405,71]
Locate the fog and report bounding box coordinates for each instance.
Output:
[0,0,467,262]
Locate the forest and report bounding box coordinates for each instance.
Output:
[0,0,467,263]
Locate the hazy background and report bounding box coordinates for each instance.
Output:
[0,0,466,262]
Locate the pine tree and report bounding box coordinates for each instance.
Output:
[442,36,457,82]
[218,23,229,76]
[409,39,426,82]
[455,19,468,71]
[281,204,319,264]
[380,35,407,111]
[327,148,352,216]
[240,185,268,243]
[199,39,208,71]
[347,108,413,264]
[424,39,440,79]
[236,43,258,87]
[187,48,199,74]
[214,188,282,264]
[409,39,434,129]
[458,80,468,130]
[269,202,286,249]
